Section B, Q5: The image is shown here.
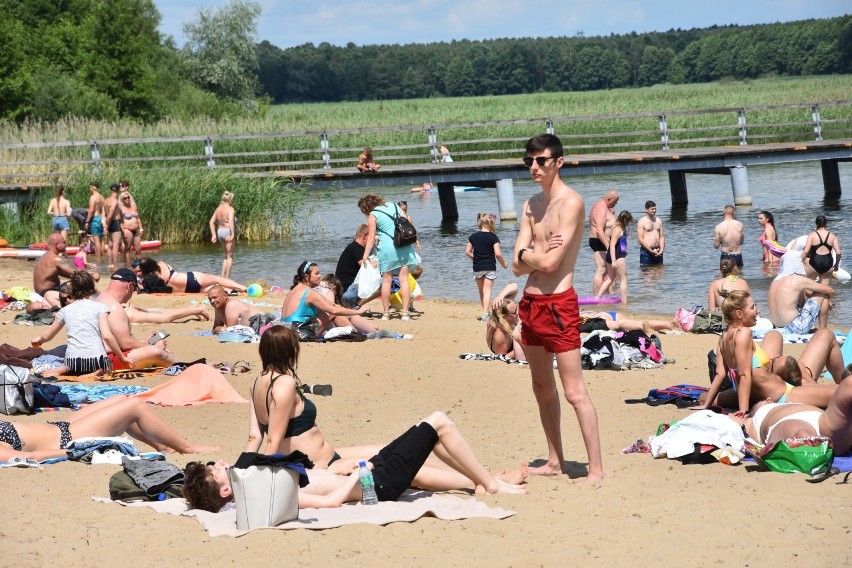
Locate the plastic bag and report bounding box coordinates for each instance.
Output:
[355,261,381,299]
[745,436,834,474]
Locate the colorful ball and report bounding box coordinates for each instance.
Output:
[246,283,263,298]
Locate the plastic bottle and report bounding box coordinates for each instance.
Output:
[358,461,378,505]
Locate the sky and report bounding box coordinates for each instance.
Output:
[153,0,851,49]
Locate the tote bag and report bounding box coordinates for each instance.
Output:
[0,365,35,415]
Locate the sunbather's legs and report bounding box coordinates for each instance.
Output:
[819,378,852,454]
[798,328,845,383]
[126,305,210,324]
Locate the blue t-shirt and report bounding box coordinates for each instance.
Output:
[468,231,500,272]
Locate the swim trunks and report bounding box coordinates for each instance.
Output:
[108,219,121,234]
[783,297,821,335]
[52,216,70,231]
[588,238,607,253]
[519,287,581,353]
[48,421,72,449]
[37,284,64,297]
[89,216,104,237]
[216,227,231,241]
[185,271,201,294]
[720,252,743,268]
[639,248,663,265]
[107,350,133,370]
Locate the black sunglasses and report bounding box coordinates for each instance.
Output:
[523,156,557,167]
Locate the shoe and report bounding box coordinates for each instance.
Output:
[401,334,414,340]
[400,311,411,321]
[380,311,390,321]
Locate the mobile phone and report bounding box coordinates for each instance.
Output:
[148,330,170,345]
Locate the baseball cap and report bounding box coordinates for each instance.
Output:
[111,268,137,283]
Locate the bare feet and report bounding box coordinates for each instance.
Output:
[574,472,605,485]
[528,462,564,476]
[495,463,529,485]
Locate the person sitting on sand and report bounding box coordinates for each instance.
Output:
[708,257,750,312]
[208,284,278,335]
[33,234,99,308]
[356,147,381,173]
[767,252,833,333]
[693,290,838,416]
[236,326,527,496]
[280,261,370,336]
[315,274,410,339]
[31,271,133,377]
[0,395,219,462]
[134,257,246,294]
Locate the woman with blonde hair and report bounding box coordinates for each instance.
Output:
[118,191,143,266]
[209,191,237,278]
[466,213,507,321]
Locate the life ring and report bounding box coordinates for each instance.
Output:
[761,240,787,257]
[578,295,620,305]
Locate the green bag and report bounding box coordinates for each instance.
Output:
[746,437,834,474]
[690,310,725,334]
[109,470,184,502]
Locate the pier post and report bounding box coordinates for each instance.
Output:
[495,179,517,220]
[668,171,688,206]
[821,159,842,199]
[436,182,459,222]
[729,164,752,206]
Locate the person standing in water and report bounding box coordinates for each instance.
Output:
[209,191,237,279]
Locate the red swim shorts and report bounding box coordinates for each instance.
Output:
[107,350,133,370]
[519,287,581,353]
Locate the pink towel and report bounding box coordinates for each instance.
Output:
[134,364,248,406]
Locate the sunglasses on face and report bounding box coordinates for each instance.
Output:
[522,156,556,167]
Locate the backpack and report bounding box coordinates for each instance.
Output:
[690,310,724,334]
[376,205,417,248]
[624,384,709,408]
[108,470,183,502]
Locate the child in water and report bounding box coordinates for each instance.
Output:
[465,213,507,321]
[74,232,97,270]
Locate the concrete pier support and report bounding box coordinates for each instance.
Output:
[668,171,688,206]
[436,182,459,222]
[821,159,842,199]
[730,164,752,206]
[495,179,517,220]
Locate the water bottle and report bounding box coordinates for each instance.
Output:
[358,461,378,505]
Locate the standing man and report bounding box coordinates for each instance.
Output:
[336,223,369,307]
[84,181,105,261]
[588,190,619,295]
[714,204,745,268]
[104,183,123,269]
[637,200,665,266]
[512,134,604,482]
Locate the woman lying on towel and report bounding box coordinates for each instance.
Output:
[0,396,220,462]
[134,257,246,294]
[693,290,837,417]
[738,378,852,454]
[240,326,526,494]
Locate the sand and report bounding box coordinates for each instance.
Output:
[0,258,849,567]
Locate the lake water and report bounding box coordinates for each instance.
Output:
[152,161,851,320]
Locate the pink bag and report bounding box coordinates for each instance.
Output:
[675,308,696,332]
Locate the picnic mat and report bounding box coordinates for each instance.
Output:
[93,489,515,537]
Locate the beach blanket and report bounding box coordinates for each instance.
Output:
[60,384,149,403]
[459,353,528,366]
[132,364,247,406]
[826,328,852,380]
[93,490,515,537]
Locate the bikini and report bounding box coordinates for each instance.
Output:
[0,420,73,451]
[751,402,821,444]
[726,333,795,402]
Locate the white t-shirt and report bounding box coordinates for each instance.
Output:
[56,299,111,361]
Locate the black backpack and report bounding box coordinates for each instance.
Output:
[376,205,417,247]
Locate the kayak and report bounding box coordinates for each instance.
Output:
[0,248,46,259]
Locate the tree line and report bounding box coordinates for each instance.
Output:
[1,0,850,124]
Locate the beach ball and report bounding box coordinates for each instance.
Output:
[246,283,263,298]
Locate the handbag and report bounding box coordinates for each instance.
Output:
[0,365,35,415]
[376,205,417,248]
[228,463,299,530]
[354,261,382,299]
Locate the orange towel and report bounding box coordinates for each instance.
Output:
[133,364,248,406]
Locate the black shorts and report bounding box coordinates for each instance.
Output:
[580,317,609,333]
[720,252,743,268]
[108,219,121,233]
[588,238,607,253]
[370,423,439,502]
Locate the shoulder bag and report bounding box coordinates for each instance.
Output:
[0,365,35,415]
[375,205,417,248]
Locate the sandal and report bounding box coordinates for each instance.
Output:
[380,311,390,321]
[400,311,411,321]
[213,362,236,375]
[234,360,254,373]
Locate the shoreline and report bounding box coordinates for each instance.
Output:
[1,261,849,566]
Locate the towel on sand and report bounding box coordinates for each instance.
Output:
[133,364,247,406]
[94,490,514,537]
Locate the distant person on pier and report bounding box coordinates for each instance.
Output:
[357,147,381,173]
[440,145,453,163]
[637,200,664,266]
[758,210,779,265]
[714,204,744,268]
[588,190,619,297]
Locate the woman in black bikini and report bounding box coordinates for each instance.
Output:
[135,257,247,294]
[0,396,219,462]
[245,326,527,491]
[801,215,841,283]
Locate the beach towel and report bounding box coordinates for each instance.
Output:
[94,489,515,537]
[826,328,852,380]
[132,364,247,406]
[458,353,528,366]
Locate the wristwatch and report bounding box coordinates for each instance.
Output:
[518,248,527,262]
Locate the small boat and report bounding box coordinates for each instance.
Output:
[0,248,46,259]
[28,240,163,255]
[454,185,483,192]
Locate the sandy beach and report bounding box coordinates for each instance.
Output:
[0,258,849,567]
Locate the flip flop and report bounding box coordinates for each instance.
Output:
[213,362,235,375]
[234,360,254,373]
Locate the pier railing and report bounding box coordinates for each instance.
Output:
[1,101,851,188]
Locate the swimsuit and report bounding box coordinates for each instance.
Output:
[720,252,743,268]
[605,235,627,264]
[808,231,834,274]
[185,271,201,294]
[216,227,231,241]
[588,237,607,253]
[519,287,581,353]
[37,284,64,297]
[89,216,104,237]
[281,289,318,323]
[717,275,739,299]
[776,382,795,404]
[253,374,317,438]
[108,219,121,233]
[751,402,821,444]
[639,247,663,265]
[0,420,23,451]
[48,421,73,449]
